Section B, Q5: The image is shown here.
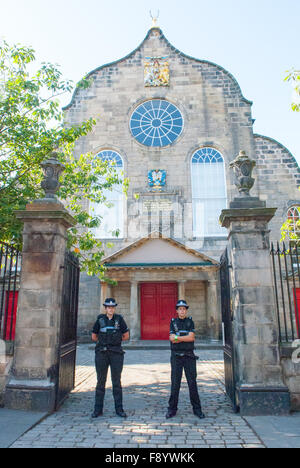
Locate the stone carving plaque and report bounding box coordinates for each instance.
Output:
[143,199,173,213]
[144,57,169,87]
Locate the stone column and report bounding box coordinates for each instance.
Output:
[100,282,107,314]
[206,280,220,341]
[5,200,76,412]
[178,281,186,300]
[129,281,139,340]
[220,203,290,415]
[100,282,112,313]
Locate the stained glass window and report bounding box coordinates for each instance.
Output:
[90,150,124,239]
[287,206,300,238]
[130,99,183,147]
[96,150,123,167]
[191,148,227,237]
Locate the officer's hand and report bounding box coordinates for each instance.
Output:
[170,334,179,343]
[92,333,98,342]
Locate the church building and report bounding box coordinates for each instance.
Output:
[63,24,300,341]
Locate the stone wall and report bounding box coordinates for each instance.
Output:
[185,281,207,337]
[110,282,131,327]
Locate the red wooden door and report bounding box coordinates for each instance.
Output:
[140,283,177,340]
[293,288,300,336]
[4,291,18,340]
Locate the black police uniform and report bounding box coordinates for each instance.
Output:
[92,313,129,414]
[168,316,203,414]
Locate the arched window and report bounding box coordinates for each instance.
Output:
[287,206,300,238]
[90,150,124,239]
[191,147,227,237]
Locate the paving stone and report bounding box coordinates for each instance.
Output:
[225,444,244,448]
[243,444,265,448]
[9,346,266,449]
[115,444,139,448]
[138,444,158,448]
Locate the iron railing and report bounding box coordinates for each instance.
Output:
[0,242,21,342]
[270,241,300,343]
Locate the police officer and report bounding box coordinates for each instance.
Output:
[166,299,205,419]
[91,298,130,418]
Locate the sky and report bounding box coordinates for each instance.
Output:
[0,0,299,163]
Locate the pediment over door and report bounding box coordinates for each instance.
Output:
[103,233,219,268]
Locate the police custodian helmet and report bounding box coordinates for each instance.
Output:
[103,298,118,307]
[176,299,189,309]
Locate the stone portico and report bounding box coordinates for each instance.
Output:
[99,232,221,341]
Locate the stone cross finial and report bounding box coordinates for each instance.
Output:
[40,151,65,200]
[229,150,256,197]
[150,10,159,28]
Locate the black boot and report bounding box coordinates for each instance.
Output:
[91,410,103,418]
[116,410,127,418]
[193,409,205,419]
[166,410,177,419]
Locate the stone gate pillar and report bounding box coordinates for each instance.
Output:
[5,154,76,412]
[220,151,290,415]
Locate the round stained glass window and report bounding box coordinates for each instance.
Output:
[130,99,183,147]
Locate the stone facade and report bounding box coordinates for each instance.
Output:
[63,27,300,340]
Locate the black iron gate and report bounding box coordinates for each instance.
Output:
[220,248,239,412]
[56,250,80,410]
[270,241,300,343]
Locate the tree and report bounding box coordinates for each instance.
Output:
[0,41,127,279]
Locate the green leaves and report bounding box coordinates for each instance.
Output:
[0,41,127,280]
[285,69,300,112]
[281,219,300,242]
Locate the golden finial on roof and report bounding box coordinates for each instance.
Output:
[149,10,159,28]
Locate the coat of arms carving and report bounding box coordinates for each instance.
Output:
[144,57,169,87]
[148,169,166,191]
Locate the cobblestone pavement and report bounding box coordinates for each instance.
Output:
[11,345,265,448]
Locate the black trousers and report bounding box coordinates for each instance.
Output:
[168,354,202,412]
[94,350,124,412]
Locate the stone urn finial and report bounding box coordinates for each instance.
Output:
[229,150,256,197]
[40,151,65,200]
